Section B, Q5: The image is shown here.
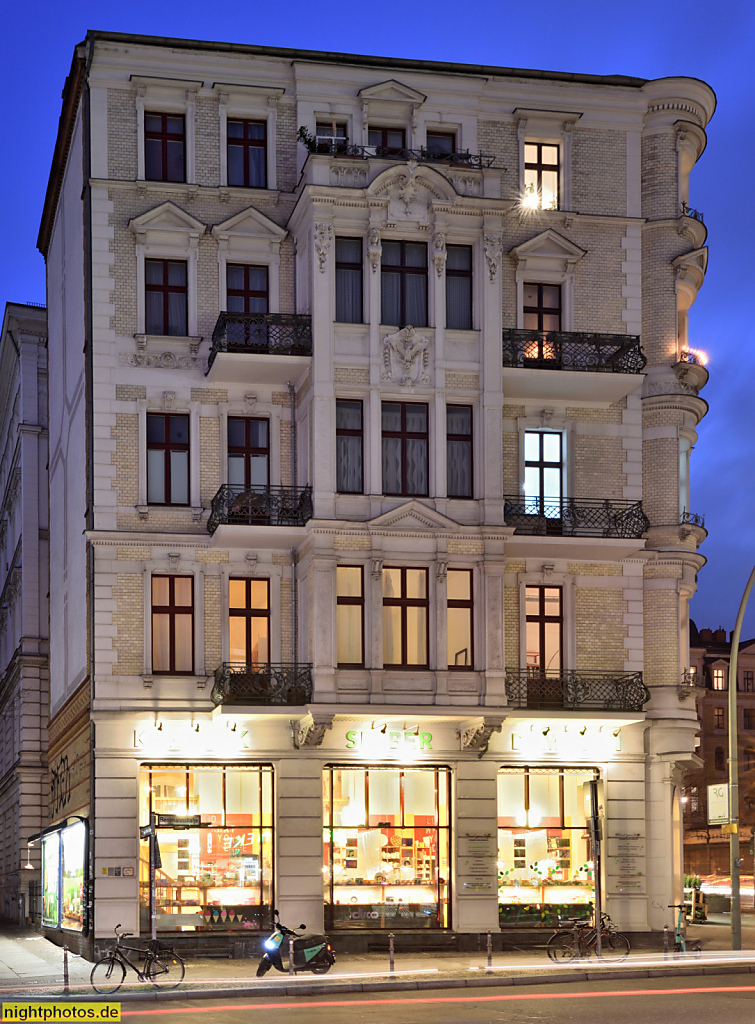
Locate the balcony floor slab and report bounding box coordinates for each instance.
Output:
[503,367,644,407]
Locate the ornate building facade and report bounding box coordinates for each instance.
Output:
[39,32,713,955]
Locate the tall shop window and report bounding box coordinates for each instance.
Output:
[151,575,194,675]
[147,413,189,506]
[145,260,188,337]
[227,120,266,188]
[381,241,427,328]
[145,113,185,182]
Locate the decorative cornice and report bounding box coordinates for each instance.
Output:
[118,351,208,372]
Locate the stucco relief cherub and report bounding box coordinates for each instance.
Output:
[381,325,430,385]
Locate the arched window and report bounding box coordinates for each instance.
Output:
[714,746,725,771]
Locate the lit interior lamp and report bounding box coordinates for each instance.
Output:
[521,185,540,210]
[24,846,34,870]
[681,347,708,366]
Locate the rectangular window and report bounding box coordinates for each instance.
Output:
[227,119,266,188]
[335,238,363,323]
[714,707,724,729]
[446,245,473,330]
[525,586,562,676]
[229,578,269,666]
[145,112,185,182]
[524,141,559,210]
[523,283,561,332]
[316,121,348,154]
[368,126,406,156]
[147,412,189,505]
[323,766,450,930]
[712,668,726,690]
[152,575,194,675]
[139,765,273,933]
[743,670,754,692]
[447,569,472,669]
[145,259,188,337]
[226,264,269,314]
[336,400,363,494]
[381,241,428,327]
[426,131,455,155]
[524,430,563,520]
[498,767,597,928]
[41,820,87,932]
[382,567,428,668]
[227,417,269,490]
[337,566,364,667]
[446,405,473,499]
[745,708,755,730]
[382,402,428,496]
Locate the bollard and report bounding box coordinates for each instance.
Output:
[486,930,493,970]
[289,936,295,977]
[663,924,669,960]
[389,932,395,975]
[63,946,69,995]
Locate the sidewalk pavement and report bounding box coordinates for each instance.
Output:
[0,916,754,1000]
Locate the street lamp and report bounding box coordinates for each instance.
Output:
[726,564,755,950]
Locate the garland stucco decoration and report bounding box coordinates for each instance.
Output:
[381,325,430,386]
[483,234,503,282]
[119,352,208,372]
[313,222,333,272]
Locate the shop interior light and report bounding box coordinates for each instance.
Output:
[155,721,162,731]
[542,727,550,736]
[613,728,621,737]
[24,845,34,870]
[580,726,587,735]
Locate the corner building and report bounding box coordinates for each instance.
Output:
[39,32,713,955]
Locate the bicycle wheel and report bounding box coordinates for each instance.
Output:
[146,953,185,989]
[600,931,630,961]
[546,931,580,963]
[91,956,126,994]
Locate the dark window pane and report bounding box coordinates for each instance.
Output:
[404,274,427,326]
[227,120,244,138]
[447,406,471,435]
[147,415,165,444]
[226,265,244,291]
[336,400,362,431]
[248,267,268,292]
[382,437,402,494]
[166,117,184,136]
[249,149,266,188]
[167,292,187,336]
[447,245,472,271]
[227,145,244,186]
[166,140,184,182]
[446,277,472,329]
[405,243,427,268]
[336,269,362,323]
[381,272,401,325]
[168,262,187,287]
[145,139,162,179]
[448,440,472,497]
[336,238,362,263]
[145,293,164,335]
[227,419,246,447]
[249,420,268,447]
[247,122,265,140]
[337,436,362,493]
[170,416,189,444]
[145,114,161,133]
[381,242,401,266]
[427,132,454,154]
[405,405,427,433]
[145,260,164,285]
[381,403,402,432]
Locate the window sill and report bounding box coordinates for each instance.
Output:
[143,674,208,689]
[136,505,204,523]
[135,334,204,354]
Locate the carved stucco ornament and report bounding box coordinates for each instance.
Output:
[483,234,503,282]
[381,326,430,386]
[291,713,334,749]
[432,232,447,278]
[367,227,382,273]
[313,222,333,272]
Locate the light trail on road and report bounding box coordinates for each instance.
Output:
[120,983,755,1015]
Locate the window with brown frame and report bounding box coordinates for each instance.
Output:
[227,417,269,491]
[524,141,559,210]
[446,406,473,498]
[523,283,561,332]
[426,131,455,156]
[381,402,428,497]
[226,264,269,314]
[382,567,428,668]
[381,241,428,327]
[147,413,189,506]
[714,746,725,771]
[145,259,188,337]
[229,578,269,666]
[446,245,473,330]
[227,119,266,188]
[714,707,724,730]
[744,708,755,731]
[316,122,348,154]
[368,126,406,155]
[712,668,726,690]
[336,566,364,667]
[145,113,185,182]
[335,239,363,323]
[743,670,754,692]
[447,569,473,669]
[152,575,194,674]
[336,400,363,494]
[524,430,563,520]
[525,586,562,675]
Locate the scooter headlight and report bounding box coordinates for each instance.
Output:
[264,939,277,950]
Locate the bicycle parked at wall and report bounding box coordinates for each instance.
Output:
[90,924,186,994]
[546,912,631,963]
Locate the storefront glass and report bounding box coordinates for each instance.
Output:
[498,767,597,927]
[41,820,87,931]
[139,765,273,933]
[323,766,450,929]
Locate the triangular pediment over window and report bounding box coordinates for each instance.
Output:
[358,79,427,105]
[212,206,288,242]
[509,229,586,275]
[367,500,462,532]
[128,201,207,240]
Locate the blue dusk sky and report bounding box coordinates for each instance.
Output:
[3,0,753,635]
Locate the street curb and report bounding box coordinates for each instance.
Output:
[11,961,755,1002]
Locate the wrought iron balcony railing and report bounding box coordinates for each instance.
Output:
[680,511,706,528]
[681,201,704,223]
[212,662,313,706]
[503,496,649,539]
[208,484,313,533]
[209,313,313,369]
[306,138,495,169]
[505,669,650,711]
[502,329,646,374]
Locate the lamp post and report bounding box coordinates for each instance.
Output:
[726,564,755,950]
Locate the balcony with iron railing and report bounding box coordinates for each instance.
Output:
[208,484,313,536]
[305,137,495,169]
[502,329,646,403]
[206,312,312,385]
[503,496,649,539]
[504,669,650,712]
[212,662,313,706]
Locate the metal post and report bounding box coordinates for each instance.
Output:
[63,946,69,995]
[486,930,492,970]
[726,564,755,951]
[589,780,602,958]
[150,812,157,943]
[663,924,669,960]
[289,936,295,976]
[389,932,394,974]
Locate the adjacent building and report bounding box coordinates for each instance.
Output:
[37,31,714,955]
[0,302,48,924]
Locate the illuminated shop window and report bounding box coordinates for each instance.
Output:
[139,765,273,934]
[323,766,450,930]
[497,767,598,929]
[41,820,87,932]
